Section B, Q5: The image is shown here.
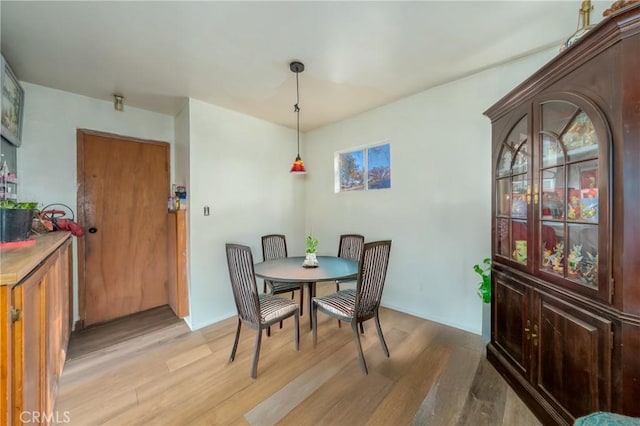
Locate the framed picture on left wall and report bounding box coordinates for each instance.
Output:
[1,55,24,147]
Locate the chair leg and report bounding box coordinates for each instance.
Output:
[360,322,365,334]
[308,283,316,331]
[312,301,318,347]
[294,311,300,351]
[351,321,368,374]
[374,311,389,357]
[229,318,242,362]
[279,321,283,329]
[251,328,263,379]
[299,285,304,316]
[267,326,271,337]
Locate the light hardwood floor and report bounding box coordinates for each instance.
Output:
[55,295,541,426]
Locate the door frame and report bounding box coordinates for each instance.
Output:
[76,129,170,330]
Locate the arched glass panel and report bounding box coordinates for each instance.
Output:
[495,115,529,266]
[542,101,577,135]
[561,112,598,162]
[542,133,564,168]
[539,101,600,290]
[513,142,528,174]
[497,148,512,177]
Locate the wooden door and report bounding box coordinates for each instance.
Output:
[78,130,170,327]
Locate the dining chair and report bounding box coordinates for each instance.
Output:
[335,234,365,290]
[312,240,392,375]
[335,234,365,330]
[261,234,304,316]
[225,243,300,379]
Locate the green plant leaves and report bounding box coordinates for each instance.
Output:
[305,235,319,253]
[0,200,38,209]
[473,257,492,303]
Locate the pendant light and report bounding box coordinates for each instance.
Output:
[289,61,307,174]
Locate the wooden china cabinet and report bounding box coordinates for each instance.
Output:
[484,4,640,425]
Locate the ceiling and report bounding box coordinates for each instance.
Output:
[0,1,609,132]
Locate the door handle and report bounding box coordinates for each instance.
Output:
[532,324,539,347]
[88,227,98,234]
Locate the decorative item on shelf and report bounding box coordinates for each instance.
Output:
[578,251,598,286]
[303,234,319,267]
[579,192,598,222]
[289,61,307,174]
[568,244,584,275]
[550,242,565,272]
[39,203,85,237]
[511,196,527,218]
[542,248,553,268]
[0,200,38,244]
[473,258,492,303]
[603,0,638,16]
[568,194,581,220]
[175,185,187,210]
[513,240,527,263]
[560,0,595,52]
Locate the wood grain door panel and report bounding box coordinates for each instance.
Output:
[494,275,530,376]
[78,130,170,326]
[535,293,612,420]
[13,270,45,421]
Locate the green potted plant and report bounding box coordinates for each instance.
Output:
[0,200,39,243]
[303,234,319,267]
[473,257,492,343]
[473,257,492,303]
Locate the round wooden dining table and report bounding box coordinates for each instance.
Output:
[253,256,358,330]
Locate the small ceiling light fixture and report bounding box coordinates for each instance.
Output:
[289,61,307,174]
[113,94,125,112]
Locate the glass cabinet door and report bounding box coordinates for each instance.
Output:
[537,100,606,298]
[496,115,530,267]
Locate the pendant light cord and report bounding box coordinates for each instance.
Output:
[295,71,301,155]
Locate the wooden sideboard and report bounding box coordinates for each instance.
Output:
[0,232,72,425]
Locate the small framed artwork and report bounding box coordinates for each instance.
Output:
[1,55,24,147]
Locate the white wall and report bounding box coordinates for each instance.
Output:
[186,98,306,329]
[18,82,175,323]
[303,48,558,334]
[173,101,192,326]
[16,44,573,335]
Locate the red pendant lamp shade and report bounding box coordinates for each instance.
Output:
[289,61,307,174]
[290,154,306,173]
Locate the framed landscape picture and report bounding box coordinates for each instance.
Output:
[1,55,24,147]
